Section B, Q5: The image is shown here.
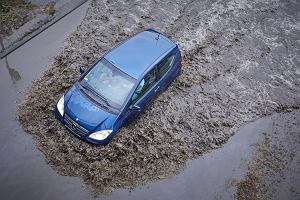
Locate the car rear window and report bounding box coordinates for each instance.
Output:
[157,55,175,78]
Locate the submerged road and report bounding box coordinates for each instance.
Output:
[0,2,89,200]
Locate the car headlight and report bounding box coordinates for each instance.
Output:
[57,96,64,116]
[89,130,112,140]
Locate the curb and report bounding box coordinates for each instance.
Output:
[0,0,88,59]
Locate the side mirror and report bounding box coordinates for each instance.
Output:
[80,66,85,74]
[129,104,141,111]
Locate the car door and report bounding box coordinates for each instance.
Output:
[122,67,159,123]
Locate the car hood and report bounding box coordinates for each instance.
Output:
[64,85,118,131]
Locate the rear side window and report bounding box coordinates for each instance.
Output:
[157,55,175,78]
[132,68,156,102]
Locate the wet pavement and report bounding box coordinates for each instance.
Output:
[0,0,88,58]
[0,3,89,200]
[236,110,300,199]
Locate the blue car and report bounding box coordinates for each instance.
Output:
[55,29,182,145]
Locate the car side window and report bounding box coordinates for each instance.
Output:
[157,55,175,79]
[132,68,156,102]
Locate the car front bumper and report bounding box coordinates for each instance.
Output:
[54,106,112,145]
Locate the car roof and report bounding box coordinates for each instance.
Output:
[104,29,176,79]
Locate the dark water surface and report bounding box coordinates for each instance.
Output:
[0,3,90,200]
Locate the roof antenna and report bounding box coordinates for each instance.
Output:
[155,33,160,40]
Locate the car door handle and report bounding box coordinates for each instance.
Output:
[154,86,160,93]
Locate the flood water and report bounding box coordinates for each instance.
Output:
[0,3,90,200]
[0,1,297,200]
[97,117,269,200]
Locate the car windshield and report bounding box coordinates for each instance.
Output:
[80,58,135,109]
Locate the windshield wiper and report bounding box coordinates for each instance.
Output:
[80,81,111,107]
